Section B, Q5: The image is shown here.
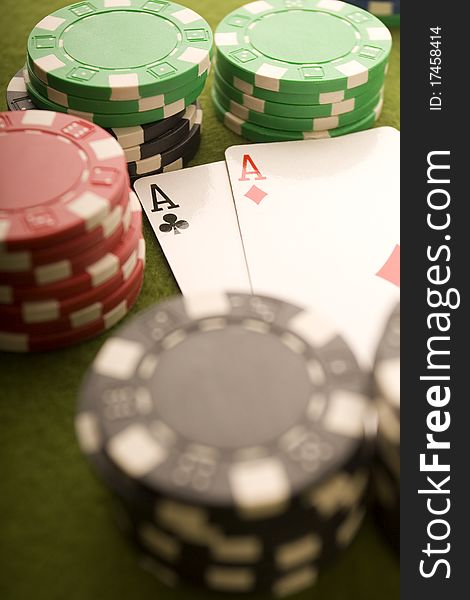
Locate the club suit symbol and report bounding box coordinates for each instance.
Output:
[159,213,189,235]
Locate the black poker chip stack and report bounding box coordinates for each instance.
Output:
[75,292,379,596]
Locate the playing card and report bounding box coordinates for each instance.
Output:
[225,127,400,369]
[134,162,251,295]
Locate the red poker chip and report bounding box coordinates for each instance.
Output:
[0,251,145,334]
[0,200,142,302]
[0,206,129,286]
[0,262,144,352]
[0,110,128,250]
[1,240,145,323]
[0,187,131,271]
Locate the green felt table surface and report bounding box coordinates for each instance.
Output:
[0,2,400,599]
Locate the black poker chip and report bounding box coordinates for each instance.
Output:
[76,292,376,595]
[123,105,198,162]
[6,69,36,111]
[108,110,188,149]
[127,114,202,178]
[118,492,369,572]
[116,497,368,595]
[77,292,371,511]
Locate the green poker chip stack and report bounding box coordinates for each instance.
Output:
[213,0,392,143]
[21,0,213,179]
[26,0,213,125]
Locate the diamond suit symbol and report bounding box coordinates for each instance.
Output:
[376,245,400,287]
[245,185,267,205]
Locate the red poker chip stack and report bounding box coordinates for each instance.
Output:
[0,110,146,352]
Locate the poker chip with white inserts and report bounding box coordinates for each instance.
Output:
[25,73,205,129]
[214,0,392,95]
[212,88,384,143]
[0,193,142,287]
[0,110,127,250]
[213,0,392,142]
[27,1,213,101]
[0,109,145,352]
[25,62,207,116]
[127,111,202,177]
[0,186,131,273]
[76,292,377,593]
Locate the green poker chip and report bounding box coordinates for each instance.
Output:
[25,63,207,116]
[214,68,384,119]
[25,72,205,128]
[215,0,392,94]
[27,0,213,101]
[214,80,382,133]
[215,58,388,106]
[212,88,383,143]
